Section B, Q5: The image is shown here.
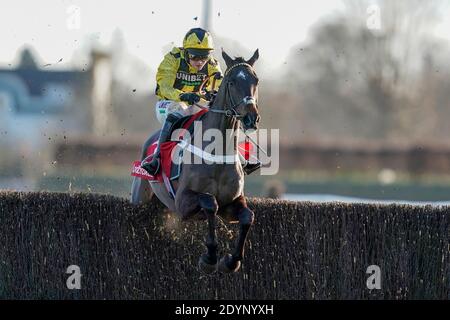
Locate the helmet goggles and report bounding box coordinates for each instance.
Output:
[187,52,210,62]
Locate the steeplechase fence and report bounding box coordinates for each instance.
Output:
[0,191,448,299]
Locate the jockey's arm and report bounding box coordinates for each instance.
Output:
[156,52,184,102]
[206,60,223,92]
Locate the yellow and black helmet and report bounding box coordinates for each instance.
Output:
[183,28,214,56]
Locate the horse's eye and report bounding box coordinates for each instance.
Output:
[229,81,235,86]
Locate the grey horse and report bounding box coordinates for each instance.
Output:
[131,49,260,273]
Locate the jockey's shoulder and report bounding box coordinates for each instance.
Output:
[208,57,219,67]
[168,47,183,59]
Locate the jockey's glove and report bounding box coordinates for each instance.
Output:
[204,90,217,101]
[179,92,201,105]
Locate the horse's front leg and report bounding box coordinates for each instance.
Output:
[176,189,219,274]
[198,193,219,272]
[218,195,255,273]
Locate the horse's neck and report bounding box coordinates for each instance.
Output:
[200,88,239,156]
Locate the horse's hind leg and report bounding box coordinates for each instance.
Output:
[218,195,255,273]
[130,131,160,205]
[130,177,153,205]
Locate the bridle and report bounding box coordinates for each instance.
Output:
[183,61,264,163]
[195,62,258,119]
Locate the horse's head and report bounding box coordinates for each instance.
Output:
[221,49,260,131]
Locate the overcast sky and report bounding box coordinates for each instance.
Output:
[0,0,449,73]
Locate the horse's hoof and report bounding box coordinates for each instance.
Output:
[198,254,217,274]
[218,254,241,273]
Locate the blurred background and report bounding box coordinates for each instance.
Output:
[1,0,450,204]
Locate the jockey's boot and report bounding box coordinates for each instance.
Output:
[238,153,262,175]
[141,113,182,176]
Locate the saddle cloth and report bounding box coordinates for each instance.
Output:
[131,109,254,197]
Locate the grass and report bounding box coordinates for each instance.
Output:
[30,165,450,202]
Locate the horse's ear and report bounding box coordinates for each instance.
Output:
[247,49,259,66]
[222,48,234,68]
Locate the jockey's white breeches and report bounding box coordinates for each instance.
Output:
[155,100,205,124]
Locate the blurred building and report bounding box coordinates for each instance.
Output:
[0,47,111,155]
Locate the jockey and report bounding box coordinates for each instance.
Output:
[141,28,261,176]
